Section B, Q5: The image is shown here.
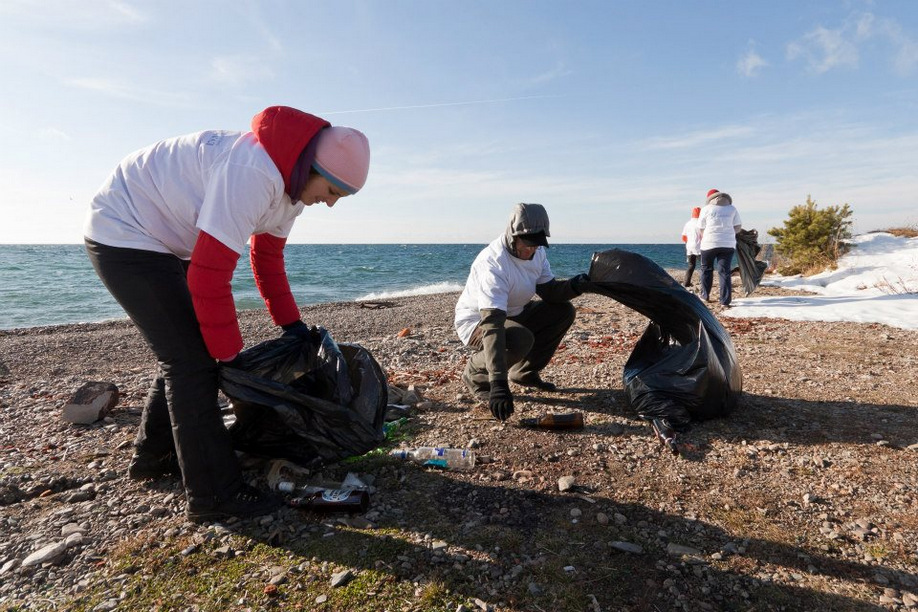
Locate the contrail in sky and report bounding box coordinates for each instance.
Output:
[320,94,567,115]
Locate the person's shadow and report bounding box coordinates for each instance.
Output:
[204,457,907,611]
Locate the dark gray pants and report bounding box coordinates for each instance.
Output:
[700,247,735,306]
[465,300,575,389]
[85,239,243,508]
[684,254,698,287]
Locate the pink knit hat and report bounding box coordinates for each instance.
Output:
[313,127,371,194]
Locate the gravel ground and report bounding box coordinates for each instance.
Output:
[1,276,917,611]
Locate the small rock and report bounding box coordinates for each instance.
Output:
[596,512,609,525]
[331,569,354,587]
[558,476,576,492]
[666,543,702,557]
[610,541,643,554]
[64,533,83,548]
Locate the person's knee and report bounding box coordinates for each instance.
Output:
[556,301,576,328]
[505,326,535,363]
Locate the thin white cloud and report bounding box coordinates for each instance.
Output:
[106,1,147,24]
[38,127,70,142]
[66,78,193,107]
[787,25,859,73]
[519,61,573,88]
[737,48,769,78]
[642,125,757,150]
[856,12,918,76]
[0,0,148,27]
[788,11,918,76]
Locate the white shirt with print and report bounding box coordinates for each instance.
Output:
[698,204,742,250]
[84,130,304,258]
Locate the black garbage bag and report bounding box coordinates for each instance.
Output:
[587,249,742,430]
[736,229,768,296]
[219,327,388,469]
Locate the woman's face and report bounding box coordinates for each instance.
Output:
[299,174,349,207]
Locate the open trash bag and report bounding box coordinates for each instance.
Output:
[219,327,388,468]
[736,228,768,296]
[587,249,742,430]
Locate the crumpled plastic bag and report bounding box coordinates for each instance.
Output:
[219,327,388,468]
[586,249,742,430]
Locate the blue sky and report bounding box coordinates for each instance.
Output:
[1,0,916,244]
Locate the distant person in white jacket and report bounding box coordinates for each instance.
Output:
[454,203,590,421]
[698,189,742,307]
[681,206,702,287]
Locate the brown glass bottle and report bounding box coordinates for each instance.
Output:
[518,412,584,430]
[287,488,370,513]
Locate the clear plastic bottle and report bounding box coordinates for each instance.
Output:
[389,447,476,470]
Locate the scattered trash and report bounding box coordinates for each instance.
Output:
[518,412,584,430]
[390,447,475,470]
[266,459,313,490]
[383,417,408,439]
[288,487,370,514]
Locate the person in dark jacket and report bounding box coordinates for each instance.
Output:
[84,106,370,522]
[454,203,590,421]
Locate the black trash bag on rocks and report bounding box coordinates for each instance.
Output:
[219,327,388,468]
[736,229,768,296]
[586,249,742,430]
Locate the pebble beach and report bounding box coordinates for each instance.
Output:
[1,278,917,611]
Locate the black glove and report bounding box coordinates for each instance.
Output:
[569,273,592,295]
[281,320,311,337]
[488,379,514,421]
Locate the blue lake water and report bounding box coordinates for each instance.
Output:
[0,243,686,330]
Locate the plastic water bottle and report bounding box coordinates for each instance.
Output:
[390,447,476,470]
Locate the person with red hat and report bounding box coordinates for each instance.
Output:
[681,206,702,287]
[697,189,743,307]
[83,106,370,522]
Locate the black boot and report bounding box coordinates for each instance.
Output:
[186,484,281,523]
[510,373,558,391]
[128,450,181,480]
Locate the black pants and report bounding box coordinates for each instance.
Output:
[85,239,243,508]
[465,300,575,388]
[684,254,698,287]
[700,247,735,305]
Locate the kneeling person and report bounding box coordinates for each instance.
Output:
[454,203,589,421]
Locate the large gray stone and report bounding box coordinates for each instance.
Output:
[62,382,119,424]
[22,541,67,567]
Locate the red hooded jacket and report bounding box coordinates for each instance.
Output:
[187,108,329,360]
